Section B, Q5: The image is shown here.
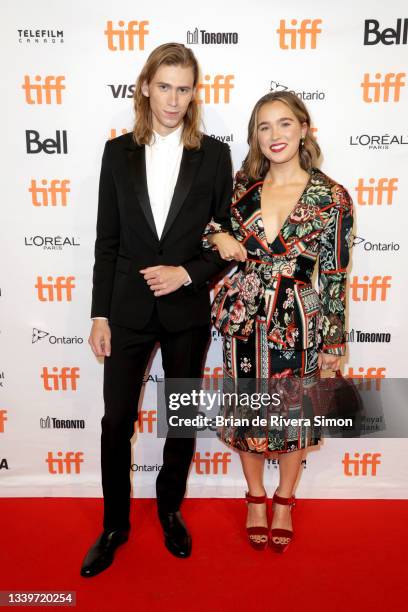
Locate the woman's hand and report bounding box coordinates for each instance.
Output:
[318,352,341,372]
[208,233,247,262]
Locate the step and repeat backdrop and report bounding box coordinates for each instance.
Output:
[2,0,408,499]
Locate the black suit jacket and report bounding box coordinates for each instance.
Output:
[91,132,233,331]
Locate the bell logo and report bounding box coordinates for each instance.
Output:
[30,179,70,207]
[355,178,398,205]
[137,410,157,433]
[104,20,149,51]
[26,130,68,155]
[361,72,406,102]
[46,451,84,474]
[346,367,386,391]
[193,451,231,474]
[35,276,75,301]
[276,19,322,49]
[349,276,391,301]
[41,367,80,391]
[22,75,66,104]
[342,452,381,476]
[197,75,234,104]
[0,410,8,433]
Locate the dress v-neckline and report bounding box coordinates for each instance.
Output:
[257,169,314,248]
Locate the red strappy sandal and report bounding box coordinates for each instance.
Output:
[270,488,296,553]
[245,491,269,551]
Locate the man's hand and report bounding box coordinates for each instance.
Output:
[88,319,111,357]
[140,265,189,297]
[318,352,341,372]
[208,233,247,262]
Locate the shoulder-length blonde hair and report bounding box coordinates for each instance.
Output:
[132,42,202,150]
[242,90,321,180]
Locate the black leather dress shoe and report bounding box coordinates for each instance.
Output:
[158,510,192,558]
[80,529,129,577]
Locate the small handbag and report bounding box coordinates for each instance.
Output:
[310,370,364,436]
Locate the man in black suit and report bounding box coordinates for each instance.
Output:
[80,43,243,577]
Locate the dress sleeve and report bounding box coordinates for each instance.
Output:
[318,184,354,356]
[201,169,246,251]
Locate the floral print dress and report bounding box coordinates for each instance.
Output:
[202,167,354,454]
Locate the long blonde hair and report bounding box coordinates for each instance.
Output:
[242,91,321,180]
[132,42,202,150]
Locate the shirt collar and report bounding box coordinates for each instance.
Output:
[150,122,183,147]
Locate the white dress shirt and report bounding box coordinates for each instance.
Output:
[92,123,190,321]
[145,122,184,239]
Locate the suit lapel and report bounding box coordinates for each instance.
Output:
[160,147,204,242]
[126,142,159,241]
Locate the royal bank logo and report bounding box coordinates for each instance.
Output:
[187,27,238,45]
[17,28,64,44]
[269,80,326,101]
[209,133,234,143]
[0,371,5,388]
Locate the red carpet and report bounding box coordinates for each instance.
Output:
[0,498,406,611]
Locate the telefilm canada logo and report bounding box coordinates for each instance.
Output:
[187,27,238,45]
[270,80,326,101]
[24,235,80,250]
[32,328,84,345]
[17,28,64,44]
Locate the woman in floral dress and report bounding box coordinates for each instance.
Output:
[203,91,353,552]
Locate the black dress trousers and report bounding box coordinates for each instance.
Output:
[101,304,211,531]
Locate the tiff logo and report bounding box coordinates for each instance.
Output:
[349,276,391,301]
[203,366,223,390]
[342,452,381,476]
[22,75,65,104]
[41,367,80,391]
[276,19,322,49]
[346,367,386,391]
[29,179,70,206]
[35,276,75,301]
[104,20,149,51]
[0,410,8,433]
[137,410,157,433]
[361,72,405,102]
[193,451,231,474]
[355,178,398,205]
[197,75,234,104]
[46,451,84,474]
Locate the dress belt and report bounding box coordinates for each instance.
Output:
[238,259,310,285]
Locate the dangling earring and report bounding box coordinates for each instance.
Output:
[300,137,305,147]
